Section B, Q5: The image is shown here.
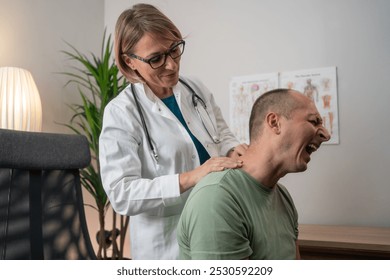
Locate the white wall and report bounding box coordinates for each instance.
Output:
[105,0,390,227]
[0,0,104,133]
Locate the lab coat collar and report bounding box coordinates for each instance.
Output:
[136,82,183,120]
[136,82,182,102]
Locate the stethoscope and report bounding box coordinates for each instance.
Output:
[131,78,220,162]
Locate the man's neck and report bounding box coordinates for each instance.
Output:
[239,145,285,189]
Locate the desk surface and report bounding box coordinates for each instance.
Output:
[298,224,390,253]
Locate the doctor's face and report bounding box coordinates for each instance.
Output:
[125,33,182,96]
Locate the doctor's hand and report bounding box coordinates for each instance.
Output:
[227,143,249,160]
[179,157,243,193]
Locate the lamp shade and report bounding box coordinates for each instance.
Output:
[0,67,42,131]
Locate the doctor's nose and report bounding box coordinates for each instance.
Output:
[164,55,179,70]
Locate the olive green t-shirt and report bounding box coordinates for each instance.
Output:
[177,169,298,260]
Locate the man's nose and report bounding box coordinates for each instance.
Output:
[318,126,331,142]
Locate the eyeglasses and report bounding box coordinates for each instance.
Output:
[128,40,185,69]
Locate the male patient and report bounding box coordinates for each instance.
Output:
[177,89,330,259]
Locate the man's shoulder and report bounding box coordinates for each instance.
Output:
[186,169,249,206]
[189,170,231,199]
[275,182,293,199]
[192,169,246,192]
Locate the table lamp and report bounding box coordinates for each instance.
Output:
[0,67,42,131]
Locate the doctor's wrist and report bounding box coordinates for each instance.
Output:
[178,172,193,194]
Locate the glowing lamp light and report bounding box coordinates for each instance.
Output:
[0,67,42,131]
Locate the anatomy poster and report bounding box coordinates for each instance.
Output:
[279,67,339,144]
[229,73,278,143]
[229,67,339,145]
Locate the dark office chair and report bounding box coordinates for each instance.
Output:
[0,128,97,259]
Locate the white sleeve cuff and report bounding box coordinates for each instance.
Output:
[160,174,182,207]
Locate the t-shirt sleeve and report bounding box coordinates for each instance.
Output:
[179,184,252,260]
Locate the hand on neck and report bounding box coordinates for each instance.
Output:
[240,144,283,189]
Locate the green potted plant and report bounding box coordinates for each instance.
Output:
[60,31,129,259]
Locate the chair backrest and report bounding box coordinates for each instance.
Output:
[0,128,97,259]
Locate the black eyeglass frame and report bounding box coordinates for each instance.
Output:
[127,40,185,69]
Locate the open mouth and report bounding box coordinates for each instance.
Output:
[305,143,319,155]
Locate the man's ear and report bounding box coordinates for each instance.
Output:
[265,112,281,134]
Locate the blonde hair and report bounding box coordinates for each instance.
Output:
[114,3,182,83]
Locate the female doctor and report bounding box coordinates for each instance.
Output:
[99,3,247,260]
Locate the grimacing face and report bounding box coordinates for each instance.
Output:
[279,93,330,173]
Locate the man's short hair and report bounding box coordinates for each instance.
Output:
[249,89,302,141]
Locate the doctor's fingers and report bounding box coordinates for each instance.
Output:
[236,143,249,154]
[204,157,243,172]
[231,144,249,158]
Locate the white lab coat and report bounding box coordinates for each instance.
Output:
[99,76,239,259]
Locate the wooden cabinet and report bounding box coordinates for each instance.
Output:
[298,224,390,260]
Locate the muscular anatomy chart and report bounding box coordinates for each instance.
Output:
[229,73,278,143]
[279,67,339,144]
[229,67,339,144]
